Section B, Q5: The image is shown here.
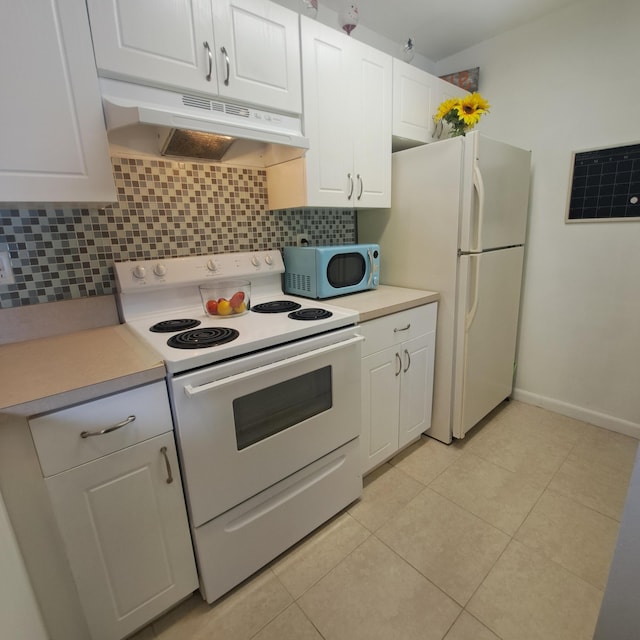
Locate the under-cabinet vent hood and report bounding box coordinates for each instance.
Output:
[100,78,309,165]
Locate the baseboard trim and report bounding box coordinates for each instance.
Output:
[511,388,640,440]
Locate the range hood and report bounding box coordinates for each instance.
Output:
[100,78,309,165]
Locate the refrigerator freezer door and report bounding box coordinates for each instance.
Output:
[460,134,531,252]
[452,246,525,438]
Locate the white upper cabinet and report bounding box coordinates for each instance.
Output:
[392,58,468,149]
[212,0,302,113]
[267,17,391,209]
[86,0,302,114]
[0,0,116,204]
[86,0,217,96]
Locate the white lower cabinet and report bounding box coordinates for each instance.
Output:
[360,304,437,474]
[28,382,197,640]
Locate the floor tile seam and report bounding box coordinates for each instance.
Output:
[455,536,515,623]
[246,601,329,640]
[538,481,624,523]
[412,446,476,491]
[373,484,514,606]
[425,479,524,538]
[459,608,508,640]
[277,529,373,604]
[370,528,465,611]
[499,537,607,598]
[425,451,551,538]
[538,485,623,526]
[450,445,540,485]
[509,528,610,593]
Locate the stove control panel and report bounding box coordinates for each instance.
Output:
[114,251,285,292]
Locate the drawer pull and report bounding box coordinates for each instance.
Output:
[80,415,136,439]
[160,446,174,484]
[394,324,411,333]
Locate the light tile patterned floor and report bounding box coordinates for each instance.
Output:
[132,401,638,640]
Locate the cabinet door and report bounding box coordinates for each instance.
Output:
[0,0,115,203]
[392,59,468,145]
[351,41,392,208]
[45,434,197,640]
[361,348,400,473]
[213,0,302,113]
[86,0,217,95]
[398,331,435,449]
[392,58,437,145]
[300,17,354,207]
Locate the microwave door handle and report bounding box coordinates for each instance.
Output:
[366,248,374,287]
[184,335,365,397]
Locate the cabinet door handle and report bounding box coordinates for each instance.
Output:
[80,415,135,438]
[347,173,354,200]
[395,352,402,376]
[203,41,213,81]
[403,348,411,373]
[393,324,410,333]
[160,446,174,484]
[220,46,230,86]
[357,174,363,200]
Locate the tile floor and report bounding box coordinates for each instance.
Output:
[133,400,638,640]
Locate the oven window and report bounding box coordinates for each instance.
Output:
[327,253,365,288]
[233,366,333,450]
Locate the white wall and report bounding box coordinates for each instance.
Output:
[434,0,640,435]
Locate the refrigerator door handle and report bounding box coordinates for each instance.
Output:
[472,165,485,252]
[465,254,481,331]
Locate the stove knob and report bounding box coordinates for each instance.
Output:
[153,263,167,277]
[264,254,273,266]
[206,259,217,272]
[251,255,261,267]
[132,265,146,279]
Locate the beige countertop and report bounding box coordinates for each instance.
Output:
[0,285,438,418]
[328,285,439,322]
[0,325,166,417]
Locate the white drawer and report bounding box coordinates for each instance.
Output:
[29,381,173,477]
[359,303,437,357]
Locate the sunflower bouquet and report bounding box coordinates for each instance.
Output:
[434,93,490,137]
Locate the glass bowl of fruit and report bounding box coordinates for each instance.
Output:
[199,280,250,317]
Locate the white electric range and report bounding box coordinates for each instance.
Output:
[114,250,363,603]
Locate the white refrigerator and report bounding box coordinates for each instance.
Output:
[358,132,531,443]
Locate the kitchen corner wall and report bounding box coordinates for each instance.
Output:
[0,157,356,309]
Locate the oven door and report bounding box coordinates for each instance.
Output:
[169,331,363,527]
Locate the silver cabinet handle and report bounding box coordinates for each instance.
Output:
[357,174,363,200]
[160,446,174,484]
[395,352,402,376]
[203,41,213,81]
[220,46,230,86]
[403,348,411,373]
[393,324,411,333]
[80,415,136,438]
[347,173,354,200]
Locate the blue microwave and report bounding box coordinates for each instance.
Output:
[283,244,380,299]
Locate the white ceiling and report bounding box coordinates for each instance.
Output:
[318,0,582,61]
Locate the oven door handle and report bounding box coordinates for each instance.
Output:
[183,335,365,397]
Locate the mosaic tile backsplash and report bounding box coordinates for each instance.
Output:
[0,157,356,308]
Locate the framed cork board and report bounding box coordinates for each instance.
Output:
[566,142,640,222]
